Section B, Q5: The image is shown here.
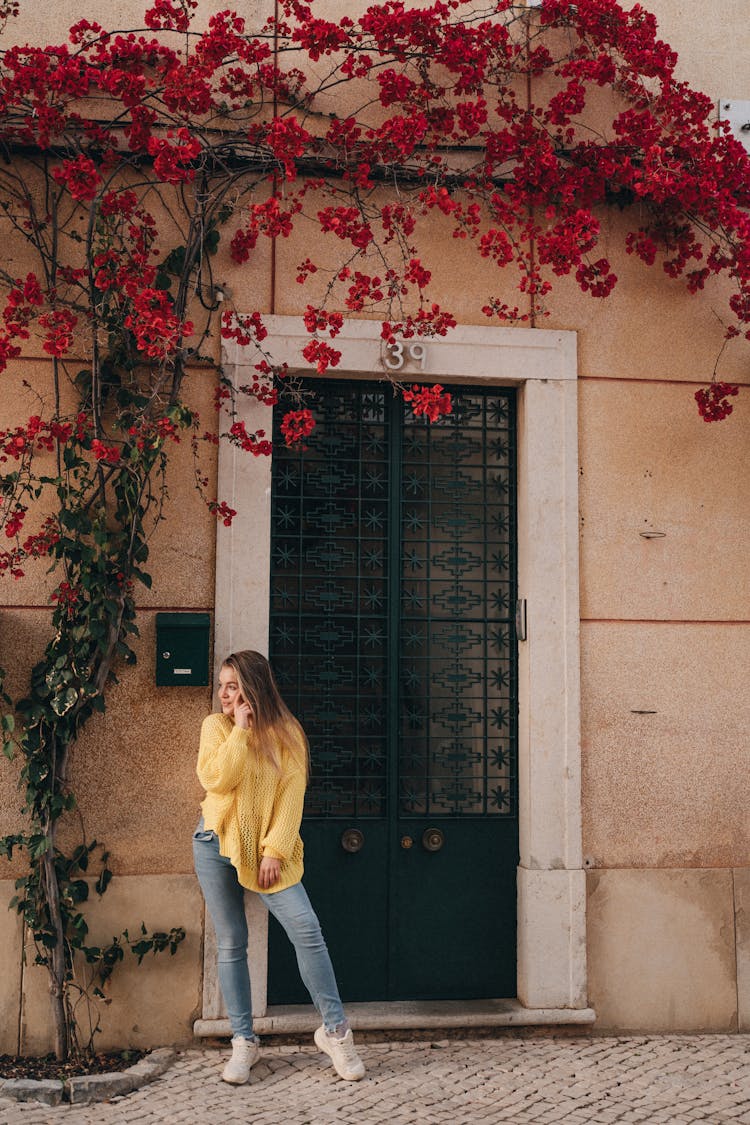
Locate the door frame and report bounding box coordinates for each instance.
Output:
[202,317,585,1022]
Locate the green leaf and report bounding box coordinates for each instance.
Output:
[132,568,152,589]
[51,687,79,716]
[95,868,112,896]
[30,836,50,859]
[70,879,89,903]
[160,245,186,276]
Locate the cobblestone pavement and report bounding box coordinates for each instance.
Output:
[2,1034,749,1125]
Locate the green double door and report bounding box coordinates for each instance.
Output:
[267,382,518,1002]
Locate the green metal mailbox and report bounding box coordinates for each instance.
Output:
[155,612,210,686]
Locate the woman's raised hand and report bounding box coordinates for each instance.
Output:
[234,699,254,729]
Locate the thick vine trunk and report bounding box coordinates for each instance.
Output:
[42,840,69,1061]
[36,615,124,1061]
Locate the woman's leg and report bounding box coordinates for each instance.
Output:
[192,830,255,1041]
[261,882,346,1033]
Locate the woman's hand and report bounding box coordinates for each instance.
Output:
[234,698,254,729]
[258,855,281,889]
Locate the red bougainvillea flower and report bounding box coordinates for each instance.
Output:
[402,384,453,422]
[280,408,315,446]
[53,155,102,201]
[208,499,237,526]
[694,382,740,422]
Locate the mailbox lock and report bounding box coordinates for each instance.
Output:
[162,651,171,660]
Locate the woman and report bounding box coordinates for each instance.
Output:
[193,650,365,1085]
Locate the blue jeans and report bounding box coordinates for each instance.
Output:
[192,825,346,1041]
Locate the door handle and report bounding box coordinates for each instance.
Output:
[422,828,444,852]
[341,828,364,853]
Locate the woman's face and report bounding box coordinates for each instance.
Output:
[218,665,242,715]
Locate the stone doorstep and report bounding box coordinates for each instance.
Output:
[193,999,597,1038]
[0,1048,176,1107]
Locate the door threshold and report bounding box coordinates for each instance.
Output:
[194,999,596,1038]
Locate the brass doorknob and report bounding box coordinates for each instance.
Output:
[341,828,364,853]
[422,827,444,852]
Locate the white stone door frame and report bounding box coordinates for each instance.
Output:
[205,316,587,1023]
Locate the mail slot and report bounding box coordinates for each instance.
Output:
[156,612,210,686]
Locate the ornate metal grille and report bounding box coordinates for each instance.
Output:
[269,382,517,820]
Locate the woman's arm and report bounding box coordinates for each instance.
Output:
[196,713,252,794]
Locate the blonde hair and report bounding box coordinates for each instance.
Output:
[222,650,308,777]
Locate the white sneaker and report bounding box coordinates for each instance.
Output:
[222,1035,260,1084]
[314,1025,365,1081]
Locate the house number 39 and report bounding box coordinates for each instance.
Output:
[384,340,427,371]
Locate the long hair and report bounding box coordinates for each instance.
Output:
[222,650,308,776]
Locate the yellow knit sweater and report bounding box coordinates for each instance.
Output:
[197,712,306,893]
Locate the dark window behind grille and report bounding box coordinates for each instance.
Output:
[269,382,517,823]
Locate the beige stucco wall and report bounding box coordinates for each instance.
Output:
[19,875,204,1054]
[0,0,749,1045]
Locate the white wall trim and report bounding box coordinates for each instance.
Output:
[207,316,586,1020]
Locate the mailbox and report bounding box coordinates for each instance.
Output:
[156,612,210,686]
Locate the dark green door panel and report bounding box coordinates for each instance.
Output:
[267,382,518,1004]
[267,820,388,1003]
[389,818,517,999]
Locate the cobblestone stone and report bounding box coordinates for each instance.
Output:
[0,1035,749,1124]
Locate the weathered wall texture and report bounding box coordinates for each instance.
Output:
[0,0,748,1047]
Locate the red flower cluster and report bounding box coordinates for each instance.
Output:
[124,289,193,358]
[229,198,299,265]
[301,339,342,374]
[38,310,78,357]
[694,382,740,423]
[0,417,64,462]
[3,515,63,577]
[91,439,122,463]
[0,0,748,582]
[238,377,278,407]
[344,272,384,311]
[23,516,60,556]
[147,128,202,184]
[402,384,453,422]
[127,416,182,452]
[302,306,343,338]
[227,420,273,456]
[0,546,26,579]
[4,506,26,538]
[53,155,101,201]
[220,311,268,347]
[208,499,238,526]
[318,206,373,250]
[280,408,315,446]
[144,0,197,32]
[50,580,81,614]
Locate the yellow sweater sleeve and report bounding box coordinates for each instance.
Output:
[260,762,306,861]
[196,713,253,794]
